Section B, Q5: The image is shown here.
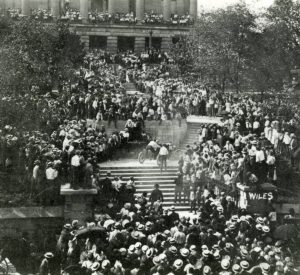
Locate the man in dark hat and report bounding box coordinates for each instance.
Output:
[99,171,113,202]
[174,171,183,204]
[150,184,164,206]
[169,205,180,227]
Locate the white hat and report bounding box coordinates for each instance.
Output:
[173,259,183,269]
[221,259,230,270]
[101,260,110,269]
[142,245,149,253]
[91,262,100,271]
[44,252,54,259]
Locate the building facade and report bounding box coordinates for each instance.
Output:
[0,0,201,52]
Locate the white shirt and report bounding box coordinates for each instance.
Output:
[283,133,291,145]
[256,150,265,162]
[159,146,169,156]
[253,121,260,129]
[148,141,160,150]
[71,155,81,167]
[33,165,39,179]
[266,155,275,165]
[45,167,58,180]
[62,137,70,151]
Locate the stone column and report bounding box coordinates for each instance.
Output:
[135,0,144,21]
[184,0,189,14]
[51,0,60,19]
[176,0,185,15]
[103,0,107,12]
[171,0,177,15]
[80,0,89,23]
[189,0,197,19]
[108,0,115,14]
[197,0,201,17]
[163,0,171,21]
[22,0,31,16]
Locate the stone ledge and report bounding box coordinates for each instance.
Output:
[186,115,223,125]
[60,183,98,196]
[0,206,63,220]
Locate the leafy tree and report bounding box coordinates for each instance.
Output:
[247,0,300,96]
[171,4,257,92]
[0,18,84,95]
[171,0,300,95]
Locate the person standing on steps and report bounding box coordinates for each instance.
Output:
[174,171,183,204]
[158,144,169,172]
[150,184,164,206]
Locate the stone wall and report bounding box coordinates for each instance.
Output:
[0,206,64,239]
[73,23,190,51]
[87,119,187,146]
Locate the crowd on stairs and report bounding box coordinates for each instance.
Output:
[0,36,299,274]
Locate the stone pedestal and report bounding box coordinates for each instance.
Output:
[22,0,31,16]
[136,0,144,22]
[108,0,115,14]
[80,0,89,23]
[61,184,97,223]
[107,36,118,53]
[189,0,197,19]
[163,0,171,21]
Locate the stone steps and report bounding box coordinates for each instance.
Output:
[180,122,202,149]
[99,165,190,211]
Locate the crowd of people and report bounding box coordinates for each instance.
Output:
[0,47,299,208]
[88,12,137,24]
[3,7,194,26]
[10,191,299,274]
[31,9,53,21]
[60,8,82,22]
[0,11,299,275]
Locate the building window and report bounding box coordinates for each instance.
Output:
[145,37,162,50]
[89,36,108,49]
[117,36,135,52]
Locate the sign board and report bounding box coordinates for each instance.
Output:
[246,191,274,213]
[248,192,274,201]
[237,183,276,214]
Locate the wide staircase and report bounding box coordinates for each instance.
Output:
[99,164,190,211]
[180,122,200,149]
